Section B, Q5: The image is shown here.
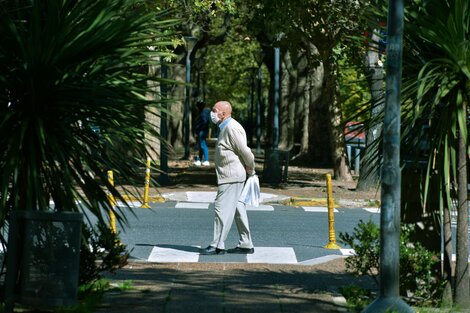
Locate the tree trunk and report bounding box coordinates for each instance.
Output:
[296,54,309,155]
[279,50,291,150]
[168,58,185,151]
[442,193,454,306]
[454,100,469,306]
[145,60,161,161]
[324,54,352,181]
[305,44,330,166]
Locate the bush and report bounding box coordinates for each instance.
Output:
[79,222,129,286]
[339,220,443,305]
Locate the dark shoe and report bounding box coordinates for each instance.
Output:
[201,246,225,255]
[227,247,255,254]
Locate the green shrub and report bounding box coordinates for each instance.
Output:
[339,285,373,312]
[339,220,443,305]
[79,222,129,286]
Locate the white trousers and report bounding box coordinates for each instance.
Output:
[210,181,254,250]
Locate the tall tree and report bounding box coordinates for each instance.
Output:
[243,0,372,180]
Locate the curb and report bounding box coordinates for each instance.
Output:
[118,193,379,209]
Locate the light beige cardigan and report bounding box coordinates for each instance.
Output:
[214,118,255,185]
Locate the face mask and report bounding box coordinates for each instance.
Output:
[210,111,220,124]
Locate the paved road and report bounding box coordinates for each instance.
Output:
[108,193,380,265]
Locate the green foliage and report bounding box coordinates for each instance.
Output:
[79,222,129,286]
[111,280,135,291]
[339,220,380,283]
[340,285,373,312]
[0,0,177,224]
[54,279,111,313]
[339,55,372,121]
[339,220,443,306]
[203,37,268,119]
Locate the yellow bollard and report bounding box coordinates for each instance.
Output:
[324,173,341,249]
[140,158,151,208]
[107,170,117,234]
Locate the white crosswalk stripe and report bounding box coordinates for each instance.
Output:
[186,191,217,203]
[246,204,274,211]
[302,206,339,213]
[340,249,355,256]
[175,202,210,209]
[148,246,201,263]
[247,247,297,264]
[116,201,142,208]
[145,246,298,264]
[363,207,380,213]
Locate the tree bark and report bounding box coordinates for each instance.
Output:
[454,99,469,306]
[168,58,185,151]
[279,50,291,150]
[324,54,352,181]
[145,59,161,161]
[295,54,309,155]
[305,44,330,166]
[442,193,454,306]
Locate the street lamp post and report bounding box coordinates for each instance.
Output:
[248,66,258,147]
[262,46,282,184]
[362,0,413,312]
[273,46,280,149]
[159,62,169,184]
[183,35,197,160]
[253,50,264,155]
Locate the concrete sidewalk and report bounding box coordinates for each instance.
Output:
[94,259,372,313]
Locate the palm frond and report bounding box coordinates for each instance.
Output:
[0,0,179,226]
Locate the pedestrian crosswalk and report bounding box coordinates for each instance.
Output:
[146,245,351,264]
[113,200,380,213]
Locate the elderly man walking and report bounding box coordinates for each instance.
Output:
[201,101,256,255]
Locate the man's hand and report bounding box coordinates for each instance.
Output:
[245,167,255,176]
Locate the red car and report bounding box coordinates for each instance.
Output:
[344,122,366,144]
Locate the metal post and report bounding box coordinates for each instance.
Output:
[273,47,280,149]
[355,147,361,175]
[107,170,117,234]
[141,158,151,208]
[347,145,352,165]
[324,174,341,249]
[250,72,255,146]
[362,0,413,311]
[183,51,191,159]
[256,66,262,155]
[159,62,169,183]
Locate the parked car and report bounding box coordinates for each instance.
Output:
[344,121,366,145]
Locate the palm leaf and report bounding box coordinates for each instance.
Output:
[0,0,179,227]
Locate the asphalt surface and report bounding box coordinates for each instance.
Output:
[111,197,380,265]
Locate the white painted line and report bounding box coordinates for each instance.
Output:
[247,247,298,264]
[246,204,274,211]
[340,249,355,256]
[186,191,217,203]
[148,246,200,263]
[175,202,209,209]
[332,295,348,308]
[116,201,141,208]
[49,200,82,206]
[302,206,339,213]
[259,193,276,201]
[299,255,346,265]
[364,207,380,213]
